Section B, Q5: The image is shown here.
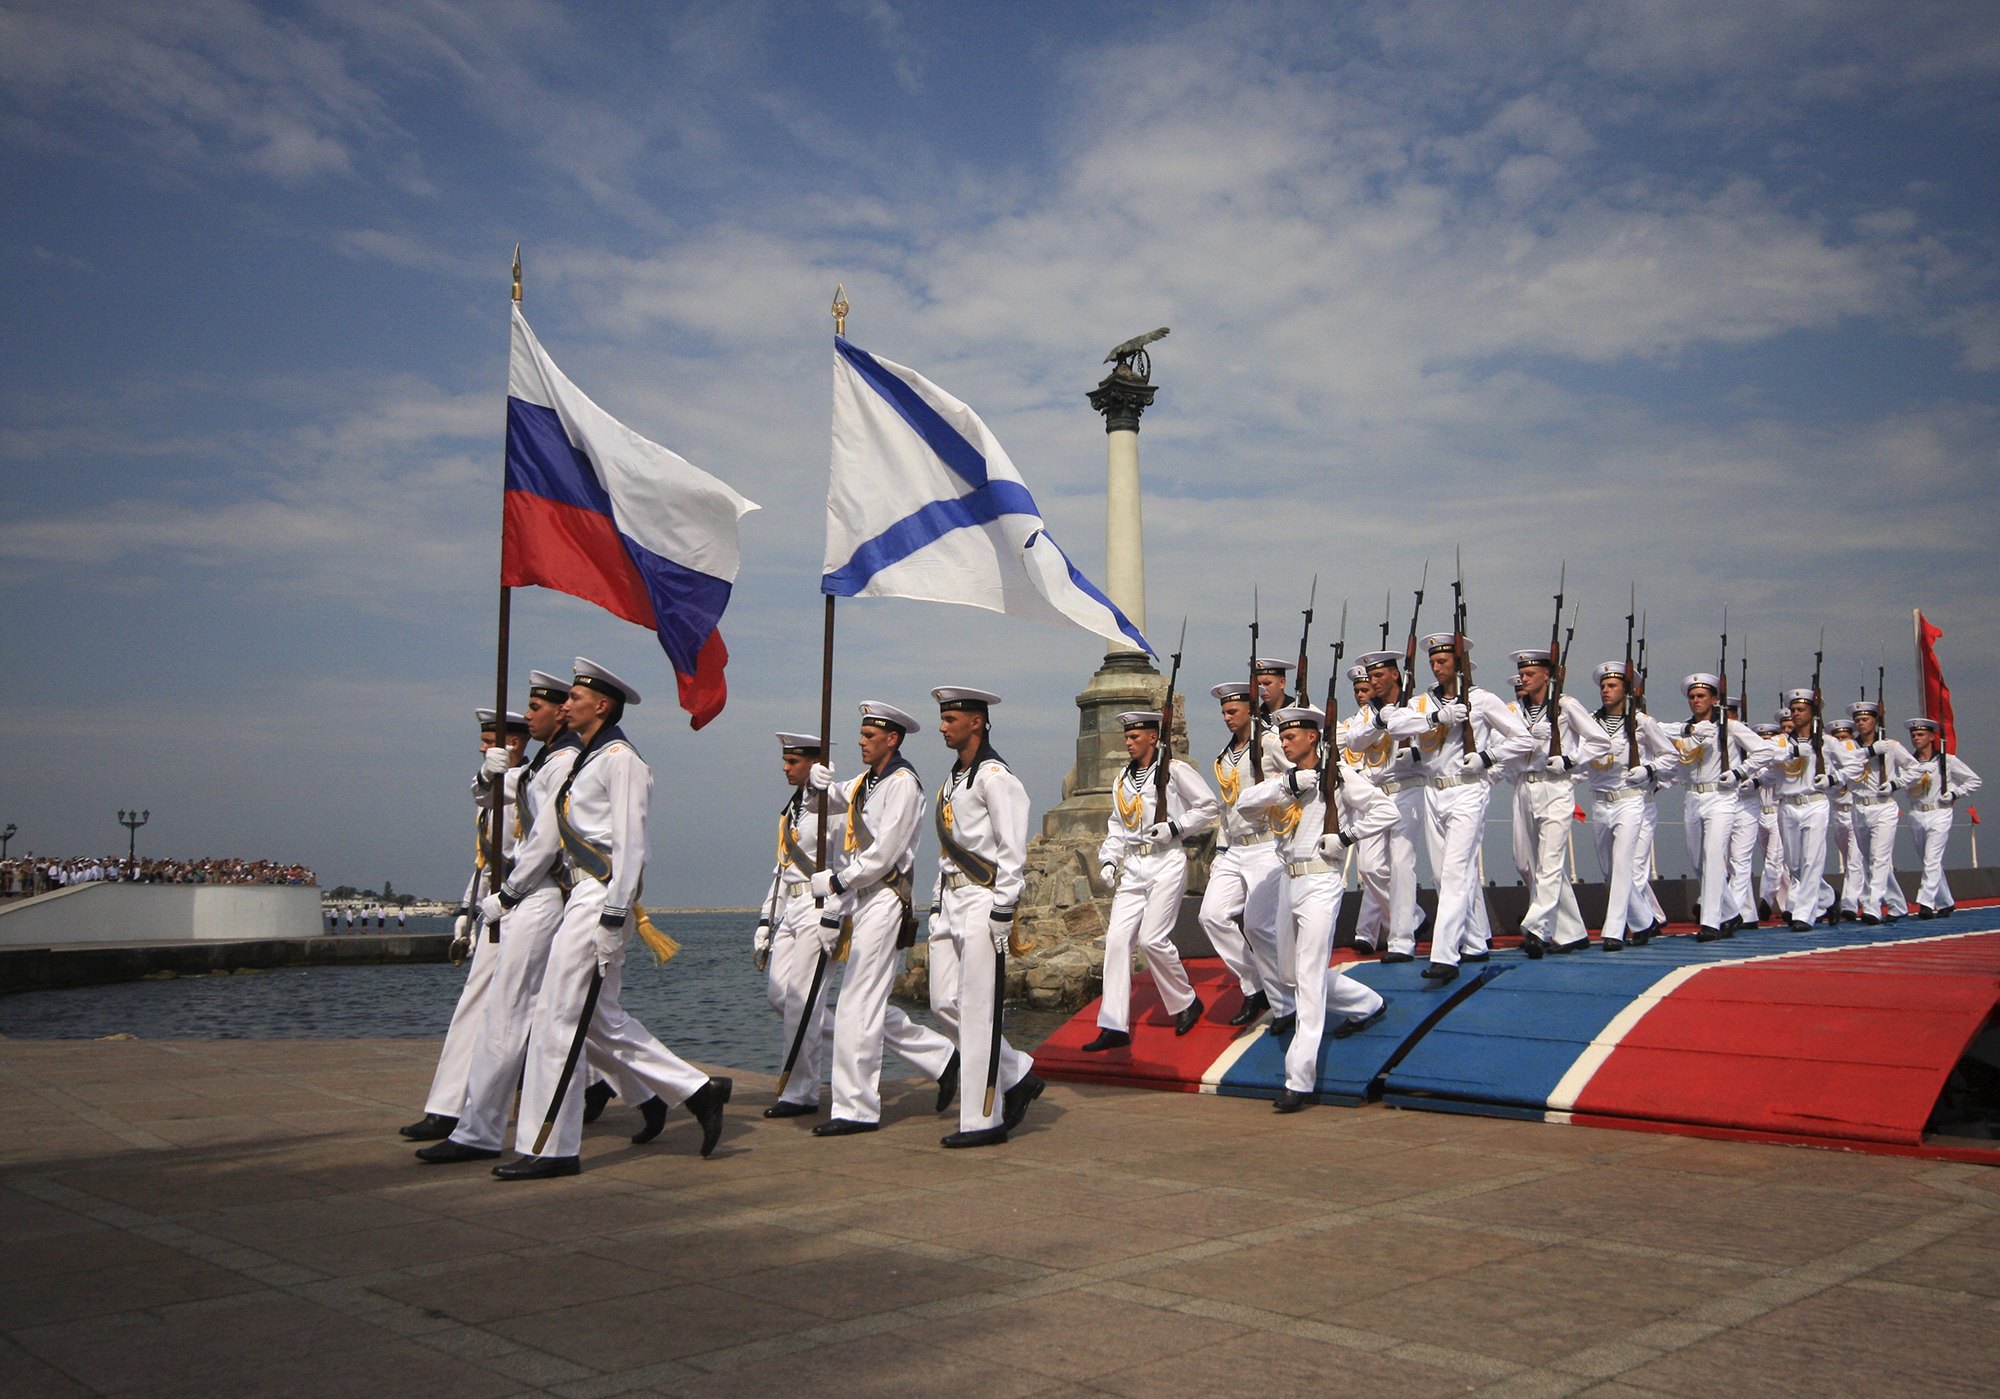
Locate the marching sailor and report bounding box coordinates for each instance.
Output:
[1505,648,1610,956]
[1084,711,1220,1050]
[1585,663,1679,950]
[1238,707,1399,1112]
[926,687,1044,1147]
[1847,701,1914,925]
[1769,689,1865,931]
[1666,673,1774,941]
[1197,681,1292,1028]
[1904,718,1981,918]
[401,707,524,1142]
[491,660,731,1178]
[1399,634,1533,981]
[807,702,958,1134]
[1828,718,1865,922]
[1336,651,1431,962]
[755,730,838,1118]
[1723,698,1766,929]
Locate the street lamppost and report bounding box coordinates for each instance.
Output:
[117,809,149,869]
[1,824,15,860]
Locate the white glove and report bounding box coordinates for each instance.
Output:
[1528,719,1552,741]
[1688,720,1716,740]
[477,894,504,925]
[807,763,838,791]
[1624,765,1652,785]
[1547,754,1574,773]
[1099,863,1119,888]
[593,914,626,963]
[1316,832,1352,861]
[1458,751,1489,773]
[1433,701,1469,727]
[989,916,1013,955]
[809,869,839,899]
[1287,767,1319,796]
[817,914,843,952]
[1142,820,1178,844]
[480,745,511,778]
[753,921,772,955]
[1869,740,1890,757]
[1716,770,1740,790]
[452,913,470,941]
[1812,771,1831,790]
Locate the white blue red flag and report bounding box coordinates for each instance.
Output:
[504,306,758,728]
[823,338,1149,654]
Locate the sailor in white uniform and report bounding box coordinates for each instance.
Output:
[1768,688,1866,931]
[1722,698,1764,928]
[1827,718,1865,921]
[1238,707,1399,1112]
[1335,651,1431,962]
[491,660,731,1179]
[1504,648,1610,956]
[755,730,840,1119]
[1664,674,1775,941]
[1904,717,1981,917]
[401,707,525,1142]
[1085,711,1220,1049]
[1846,701,1914,925]
[925,687,1044,1147]
[1583,663,1679,950]
[1197,681,1292,1029]
[807,702,958,1135]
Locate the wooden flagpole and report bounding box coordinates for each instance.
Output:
[484,246,522,942]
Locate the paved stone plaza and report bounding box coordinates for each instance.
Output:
[2,1038,1998,1398]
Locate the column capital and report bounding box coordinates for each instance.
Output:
[1087,373,1158,435]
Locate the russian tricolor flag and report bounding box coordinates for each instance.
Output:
[503,306,758,728]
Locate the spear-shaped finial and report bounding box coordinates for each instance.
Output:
[511,244,522,304]
[831,283,849,337]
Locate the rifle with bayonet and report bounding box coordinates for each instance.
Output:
[1248,589,1264,782]
[1378,589,1392,652]
[1718,606,1730,769]
[1322,602,1349,840]
[1623,585,1641,770]
[1294,575,1318,710]
[1546,562,1567,762]
[1810,627,1826,779]
[1154,617,1188,826]
[1453,547,1474,757]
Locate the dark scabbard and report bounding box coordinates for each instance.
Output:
[775,949,830,1097]
[983,947,1005,1118]
[531,963,604,1155]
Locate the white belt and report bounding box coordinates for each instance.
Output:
[1854,794,1896,808]
[1595,786,1645,804]
[1520,771,1571,785]
[1376,777,1424,796]
[1284,858,1337,878]
[1221,832,1276,849]
[1431,774,1478,790]
[1689,781,1723,794]
[779,880,811,900]
[942,871,993,891]
[1782,792,1828,808]
[1911,800,1947,813]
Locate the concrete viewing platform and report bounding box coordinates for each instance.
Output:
[3,1038,1999,1397]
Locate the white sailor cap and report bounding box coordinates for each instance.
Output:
[1782,688,1815,706]
[1829,718,1855,734]
[1358,650,1402,670]
[476,708,528,730]
[1273,705,1324,730]
[1772,709,1791,723]
[1907,716,1942,732]
[932,686,1000,711]
[1753,722,1781,736]
[1724,695,1744,713]
[573,657,642,707]
[1117,711,1163,731]
[1682,672,1722,697]
[775,731,827,753]
[1421,632,1467,655]
[1346,664,1368,683]
[1848,700,1882,718]
[1510,648,1552,668]
[858,700,918,733]
[1210,682,1254,703]
[1593,661,1631,684]
[1252,658,1294,676]
[527,670,571,703]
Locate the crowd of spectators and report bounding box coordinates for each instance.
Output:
[0,856,316,897]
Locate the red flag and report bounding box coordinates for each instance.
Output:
[1573,804,1586,822]
[1915,610,1958,754]
[1970,806,1981,826]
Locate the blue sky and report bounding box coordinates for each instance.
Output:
[4,1,1997,900]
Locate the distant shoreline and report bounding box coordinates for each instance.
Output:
[655,907,758,915]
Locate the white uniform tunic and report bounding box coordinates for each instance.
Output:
[1505,693,1612,946]
[1583,708,1680,944]
[1096,756,1220,1032]
[1336,697,1431,954]
[761,787,844,1108]
[1239,763,1399,1093]
[514,729,709,1159]
[1198,729,1293,1015]
[1768,730,1865,925]
[423,769,511,1118]
[1849,737,1916,919]
[1904,748,1982,911]
[819,760,956,1123]
[1661,716,1775,928]
[928,746,1036,1133]
[1828,736,1864,915]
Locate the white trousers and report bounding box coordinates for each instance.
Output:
[1100,848,1196,1031]
[929,884,1034,1133]
[1281,871,1385,1094]
[1591,795,1654,941]
[1909,806,1957,909]
[515,880,708,1158]
[1850,802,1902,918]
[768,886,832,1107]
[1685,790,1745,928]
[1758,806,1789,906]
[828,884,954,1123]
[1425,782,1491,966]
[1197,843,1290,1013]
[451,884,648,1151]
[1833,804,1863,912]
[1513,779,1584,945]
[1727,796,1762,923]
[1777,798,1834,923]
[424,921,496,1117]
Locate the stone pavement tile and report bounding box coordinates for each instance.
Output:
[808,1184,1071,1242]
[901,1289,1246,1383]
[1593,1184,1937,1266]
[371,1250,664,1324]
[50,1163,326,1216]
[664,1161,898,1209]
[1086,1328,1479,1399]
[944,1211,1205,1271]
[198,1192,438,1247]
[383,1167,650,1220]
[0,1189,99,1241]
[1042,1187,1293,1241]
[660,1329,1069,1399]
[1619,1139,1956,1197]
[709,1246,1004,1320]
[1430,1166,1743,1239]
[251,1215,536,1277]
[1740,1282,2000,1386]
[0,1336,93,1399]
[815,1145,1028,1189]
[0,1223,186,1274]
[0,1251,260,1329]
[1866,1236,2000,1297]
[581,1221,865,1283]
[487,1282,806,1370]
[1612,1325,1994,1399]
[124,1333,526,1399]
[464,1191,698,1244]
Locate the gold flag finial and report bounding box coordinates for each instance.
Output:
[511,244,522,304]
[831,283,848,337]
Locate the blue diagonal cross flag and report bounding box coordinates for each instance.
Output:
[823,338,1152,655]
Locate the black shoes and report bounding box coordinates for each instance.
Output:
[1939,906,1955,919]
[1332,1005,1387,1040]
[631,1096,669,1144]
[1860,913,1881,927]
[1601,937,1626,952]
[583,1080,614,1124]
[1694,926,1730,942]
[1521,933,1547,960]
[941,1126,1009,1148]
[1789,919,1813,932]
[1079,1030,1131,1053]
[493,1154,580,1180]
[1917,905,1935,920]
[1226,991,1270,1027]
[935,1051,960,1113]
[1001,1073,1044,1132]
[1632,925,1657,946]
[1463,952,1490,963]
[1721,915,1743,933]
[1273,1090,1306,1114]
[414,1139,499,1164]
[1550,938,1587,955]
[399,1113,456,1141]
[1266,1012,1297,1037]
[1173,997,1206,1036]
[683,1077,732,1157]
[763,1099,819,1119]
[1421,963,1459,983]
[1380,951,1415,964]
[812,1118,879,1137]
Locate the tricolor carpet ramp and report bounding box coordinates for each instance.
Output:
[1033,903,2000,1161]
